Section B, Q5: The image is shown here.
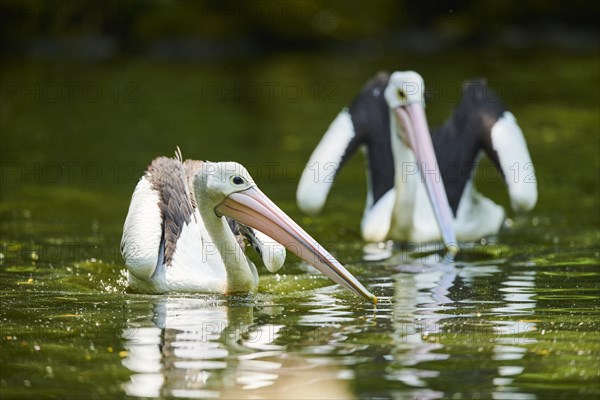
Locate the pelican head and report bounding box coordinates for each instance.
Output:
[384,71,425,107]
[384,71,458,254]
[194,162,255,207]
[384,71,426,146]
[194,161,377,304]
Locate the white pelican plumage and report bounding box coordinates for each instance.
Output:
[297,71,537,250]
[121,149,376,303]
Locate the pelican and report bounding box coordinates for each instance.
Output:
[121,149,376,303]
[297,71,537,249]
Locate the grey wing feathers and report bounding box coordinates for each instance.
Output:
[146,157,195,266]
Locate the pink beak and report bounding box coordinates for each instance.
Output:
[394,102,459,256]
[216,187,377,304]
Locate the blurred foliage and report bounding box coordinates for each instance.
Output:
[0,0,598,54]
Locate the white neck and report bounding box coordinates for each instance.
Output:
[389,114,418,237]
[196,188,256,293]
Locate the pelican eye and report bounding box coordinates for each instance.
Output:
[397,88,407,102]
[231,176,245,185]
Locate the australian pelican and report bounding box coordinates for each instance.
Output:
[121,149,376,303]
[297,71,537,249]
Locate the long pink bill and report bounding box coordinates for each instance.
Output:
[216,187,378,304]
[395,103,459,257]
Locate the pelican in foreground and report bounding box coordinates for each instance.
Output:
[297,71,537,249]
[121,150,376,303]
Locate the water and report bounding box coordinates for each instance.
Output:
[1,50,598,399]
